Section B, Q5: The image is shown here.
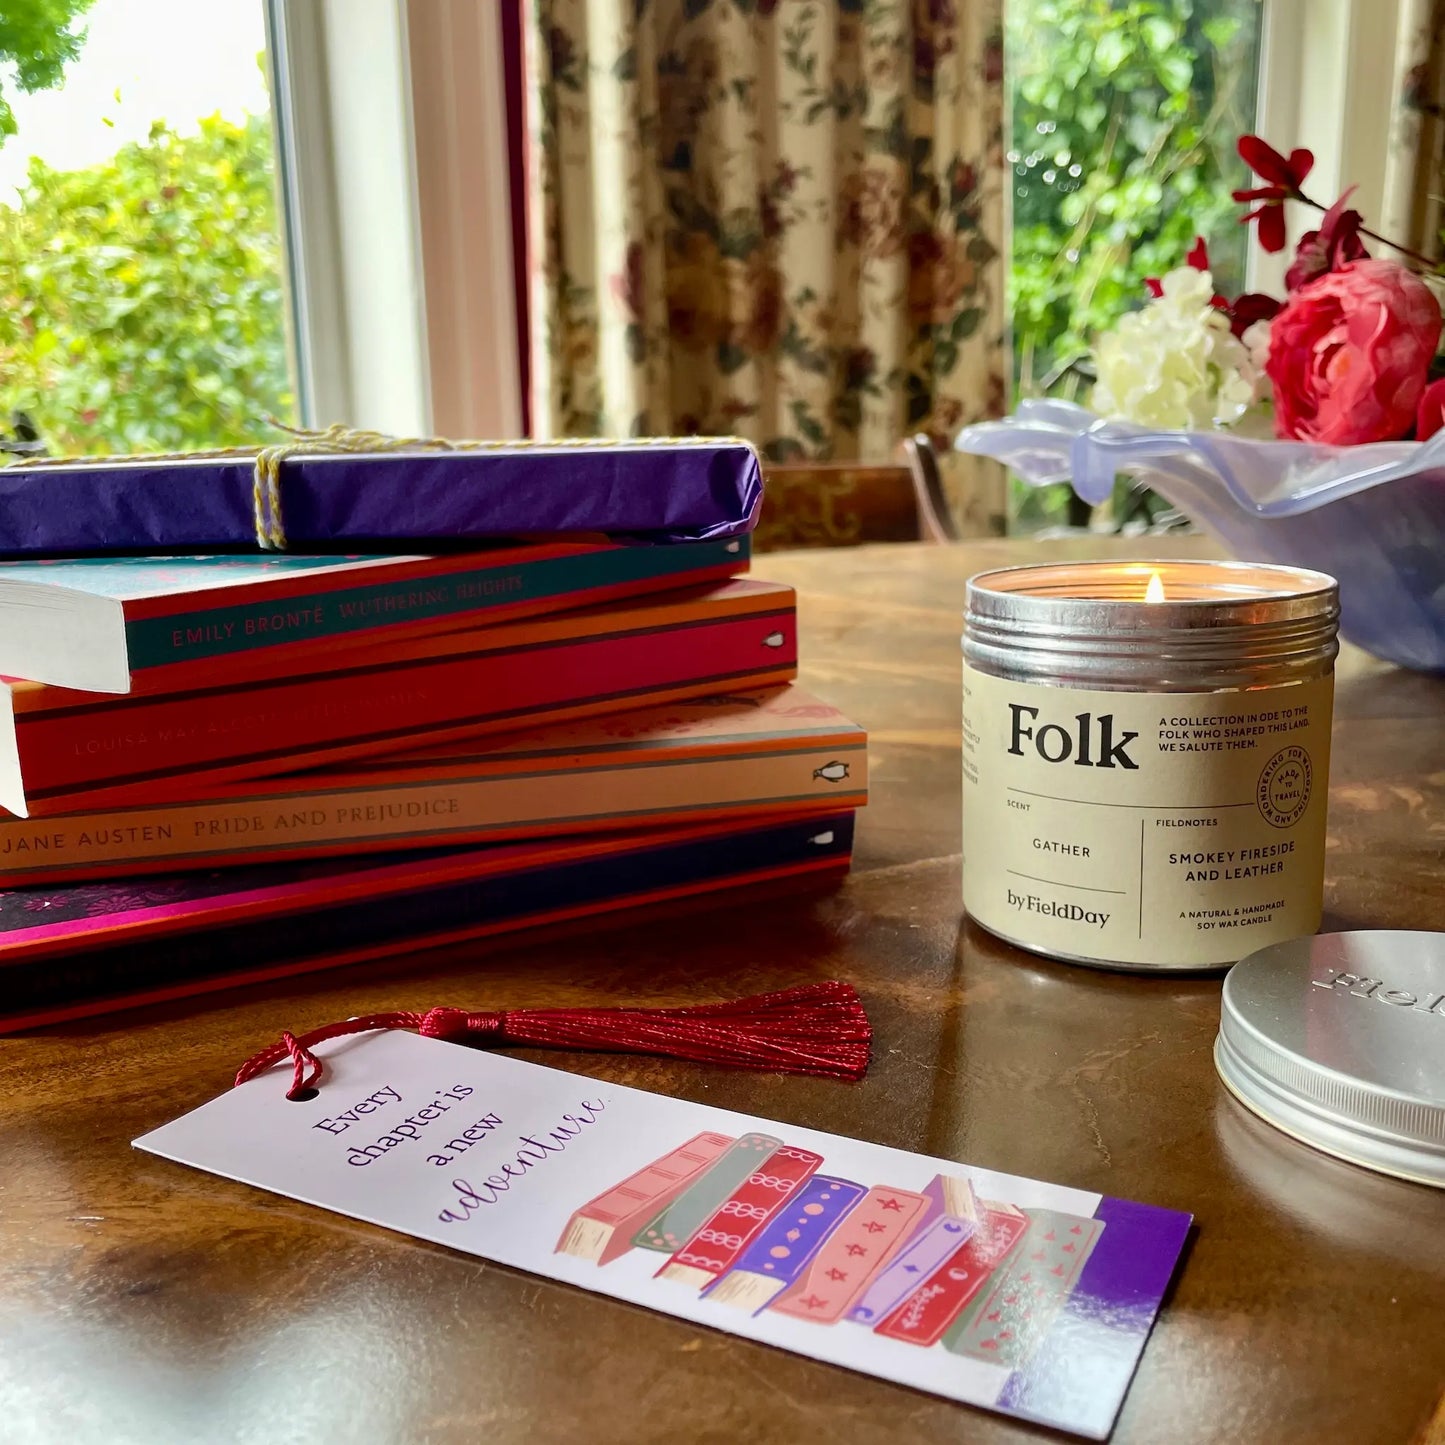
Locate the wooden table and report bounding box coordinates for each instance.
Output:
[2,538,1443,1445]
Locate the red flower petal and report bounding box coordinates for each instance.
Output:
[1233,185,1288,203]
[1266,260,1440,443]
[1238,133,1291,184]
[1258,203,1288,254]
[1144,277,1164,298]
[1186,236,1210,271]
[1417,377,1445,440]
[1238,135,1313,191]
[1228,291,1283,338]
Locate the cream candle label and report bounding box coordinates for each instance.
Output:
[135,1032,1191,1441]
[962,667,1334,967]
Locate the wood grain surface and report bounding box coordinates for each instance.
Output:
[1,537,1442,1445]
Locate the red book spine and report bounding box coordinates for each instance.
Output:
[656,1145,823,1288]
[872,1205,1029,1346]
[13,608,796,814]
[555,1132,735,1265]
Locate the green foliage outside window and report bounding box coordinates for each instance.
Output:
[0,111,293,455]
[1008,0,1261,527]
[0,0,97,143]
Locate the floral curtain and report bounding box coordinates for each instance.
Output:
[525,0,1006,481]
[1383,0,1445,263]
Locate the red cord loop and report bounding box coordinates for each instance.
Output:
[280,1030,323,1100]
[234,982,871,1096]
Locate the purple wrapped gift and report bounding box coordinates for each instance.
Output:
[0,439,762,554]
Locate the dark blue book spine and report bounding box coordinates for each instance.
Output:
[0,812,854,1023]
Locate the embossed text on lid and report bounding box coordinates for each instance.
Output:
[1215,931,1445,1187]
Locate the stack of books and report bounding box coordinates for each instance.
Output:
[0,441,866,1028]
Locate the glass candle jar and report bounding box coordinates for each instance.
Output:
[961,560,1339,971]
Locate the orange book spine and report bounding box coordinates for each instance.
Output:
[0,742,865,882]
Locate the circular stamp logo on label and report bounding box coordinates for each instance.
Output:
[1257,745,1312,828]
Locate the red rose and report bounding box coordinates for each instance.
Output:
[1416,377,1445,440]
[1265,259,1442,444]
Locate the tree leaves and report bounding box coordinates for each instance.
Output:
[0,0,97,145]
[0,111,293,454]
[1009,0,1262,392]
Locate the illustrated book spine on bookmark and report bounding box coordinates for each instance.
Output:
[632,1132,782,1253]
[873,1202,1029,1346]
[703,1175,865,1312]
[768,1185,929,1324]
[655,1145,823,1290]
[554,1131,735,1265]
[844,1214,978,1326]
[944,1209,1104,1367]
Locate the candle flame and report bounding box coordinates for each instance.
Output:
[1145,571,1166,604]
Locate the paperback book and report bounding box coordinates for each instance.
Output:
[0,685,866,881]
[0,579,798,818]
[0,810,855,1031]
[0,535,749,694]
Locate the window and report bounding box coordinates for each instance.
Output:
[1007,0,1265,396]
[1004,0,1408,529]
[0,0,521,460]
[2,1,1406,471]
[0,0,296,455]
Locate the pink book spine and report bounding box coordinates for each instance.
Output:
[554,1132,735,1265]
[768,1185,930,1324]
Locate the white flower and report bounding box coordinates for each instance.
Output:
[1241,318,1273,374]
[1091,266,1263,431]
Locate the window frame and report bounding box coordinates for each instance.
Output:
[271,0,1413,436]
[265,0,522,439]
[1252,0,1407,292]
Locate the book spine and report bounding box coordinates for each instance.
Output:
[768,1185,929,1324]
[915,1172,981,1235]
[0,742,865,883]
[125,536,750,673]
[943,1209,1104,1365]
[704,1176,864,1312]
[0,813,856,1028]
[15,607,797,815]
[632,1133,782,1253]
[845,1215,978,1326]
[554,1132,735,1265]
[873,1205,1029,1347]
[656,1145,823,1288]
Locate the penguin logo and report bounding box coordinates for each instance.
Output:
[813,761,850,783]
[762,630,786,648]
[809,831,836,846]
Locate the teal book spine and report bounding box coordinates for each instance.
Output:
[122,536,749,672]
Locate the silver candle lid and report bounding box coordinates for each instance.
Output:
[1216,932,1445,1187]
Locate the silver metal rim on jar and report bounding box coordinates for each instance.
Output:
[964,559,1340,692]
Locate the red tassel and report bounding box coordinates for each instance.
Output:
[235,981,872,1098]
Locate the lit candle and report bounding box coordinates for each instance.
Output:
[960,560,1339,971]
